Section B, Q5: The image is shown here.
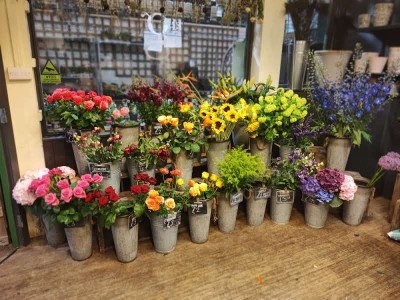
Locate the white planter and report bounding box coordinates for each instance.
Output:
[368,56,388,74]
[314,50,353,84]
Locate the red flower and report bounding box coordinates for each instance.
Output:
[130,184,141,194]
[46,95,54,104]
[141,173,149,181]
[98,196,109,206]
[72,95,83,106]
[93,190,102,198]
[105,186,116,194]
[84,100,95,110]
[99,101,109,110]
[93,95,101,105]
[102,95,113,104]
[85,192,94,203]
[148,177,157,185]
[48,168,62,176]
[141,184,150,193]
[109,192,119,202]
[88,91,98,98]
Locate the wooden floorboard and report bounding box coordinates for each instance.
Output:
[0,197,399,299]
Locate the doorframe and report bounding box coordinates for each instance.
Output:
[0,47,30,247]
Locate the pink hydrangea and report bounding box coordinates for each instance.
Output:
[58,166,76,179]
[339,175,358,201]
[378,152,400,171]
[12,178,37,206]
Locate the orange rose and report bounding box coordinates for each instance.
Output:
[155,195,164,204]
[148,190,159,198]
[170,169,182,176]
[170,117,179,127]
[165,198,176,210]
[159,167,169,175]
[188,179,196,187]
[166,178,173,183]
[145,197,160,211]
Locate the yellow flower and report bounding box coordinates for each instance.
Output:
[247,121,260,133]
[176,178,184,186]
[199,109,208,119]
[148,190,159,197]
[275,120,282,126]
[265,96,274,103]
[221,103,234,114]
[211,118,226,135]
[239,98,247,106]
[258,96,264,103]
[264,104,277,113]
[211,106,219,114]
[210,174,218,182]
[202,172,209,179]
[200,101,210,110]
[199,183,208,192]
[165,198,176,210]
[284,90,294,98]
[282,108,293,117]
[226,111,239,123]
[166,115,172,123]
[290,117,297,123]
[157,115,168,125]
[258,116,267,123]
[183,122,194,134]
[300,110,308,118]
[189,185,201,197]
[216,180,224,188]
[170,117,179,127]
[180,103,191,113]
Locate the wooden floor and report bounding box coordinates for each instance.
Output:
[0,198,399,300]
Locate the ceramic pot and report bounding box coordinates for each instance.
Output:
[314,50,353,84]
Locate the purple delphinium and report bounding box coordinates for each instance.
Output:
[378,151,400,171]
[316,168,345,193]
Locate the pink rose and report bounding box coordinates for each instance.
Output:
[44,193,60,206]
[57,179,70,190]
[77,179,89,189]
[80,174,92,183]
[120,107,129,116]
[35,184,49,198]
[61,188,73,203]
[73,186,86,199]
[112,109,121,119]
[92,173,103,184]
[339,175,358,201]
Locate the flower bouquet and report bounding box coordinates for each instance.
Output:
[368,151,400,187]
[45,88,113,130]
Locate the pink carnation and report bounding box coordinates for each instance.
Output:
[57,179,70,190]
[80,174,93,183]
[120,107,129,116]
[92,173,103,184]
[45,193,60,206]
[77,179,89,189]
[339,175,358,201]
[60,188,73,203]
[73,186,86,199]
[35,184,49,198]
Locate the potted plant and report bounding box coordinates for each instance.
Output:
[300,168,357,228]
[270,149,321,225]
[74,128,124,193]
[123,137,170,185]
[186,171,221,243]
[216,147,265,233]
[27,168,104,260]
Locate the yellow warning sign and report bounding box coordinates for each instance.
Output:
[41,59,61,84]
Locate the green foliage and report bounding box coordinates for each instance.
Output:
[217,146,265,193]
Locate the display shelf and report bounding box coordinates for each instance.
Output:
[357,24,400,46]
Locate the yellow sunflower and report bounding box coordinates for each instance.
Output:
[211,118,226,135]
[199,109,208,119]
[211,106,219,114]
[221,103,233,115]
[226,110,239,123]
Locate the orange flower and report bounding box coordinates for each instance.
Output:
[203,117,212,127]
[145,197,160,211]
[183,122,194,134]
[179,103,191,113]
[165,198,176,210]
[170,117,179,127]
[159,167,169,175]
[170,169,182,176]
[188,179,196,187]
[155,195,164,204]
[148,190,159,198]
[166,178,173,183]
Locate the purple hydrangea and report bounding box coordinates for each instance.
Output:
[378,152,400,171]
[299,176,321,196]
[316,168,345,193]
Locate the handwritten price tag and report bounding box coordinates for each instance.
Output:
[163,212,181,228]
[128,215,138,230]
[230,192,243,206]
[275,190,294,204]
[254,187,271,201]
[152,124,163,136]
[190,201,207,215]
[89,163,111,178]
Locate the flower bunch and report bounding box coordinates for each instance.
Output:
[308,58,394,146]
[158,168,185,191]
[91,186,121,228]
[199,98,248,142]
[13,168,50,207]
[110,102,138,127]
[45,88,113,130]
[123,137,170,170]
[299,168,357,207]
[74,127,124,163]
[245,88,308,142]
[187,171,223,200]
[209,72,244,104]
[368,151,400,187]
[26,167,104,226]
[157,102,206,155]
[144,189,182,218]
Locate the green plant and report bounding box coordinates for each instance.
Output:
[217,146,265,194]
[74,128,124,163]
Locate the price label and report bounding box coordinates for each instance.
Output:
[137,162,147,173]
[254,187,271,201]
[163,212,181,228]
[230,192,243,207]
[152,124,163,136]
[89,162,111,178]
[65,129,75,143]
[190,201,207,215]
[276,190,294,204]
[128,215,138,230]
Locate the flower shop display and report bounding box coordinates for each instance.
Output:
[217,147,265,233]
[246,88,308,165]
[299,168,357,228]
[12,167,66,247]
[142,169,187,253]
[187,172,221,243]
[123,137,169,185]
[309,51,394,170]
[342,152,400,226]
[270,150,322,225]
[27,168,104,260]
[74,128,124,193]
[157,101,206,185]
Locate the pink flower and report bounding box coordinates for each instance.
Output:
[92,173,103,184]
[44,193,60,206]
[57,179,70,190]
[35,184,49,198]
[60,188,73,203]
[77,179,89,189]
[120,107,129,116]
[12,178,36,206]
[112,109,121,119]
[339,175,358,201]
[378,152,400,171]
[80,174,93,183]
[73,186,86,199]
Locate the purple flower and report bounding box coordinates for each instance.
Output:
[316,169,345,193]
[378,152,400,171]
[300,176,321,196]
[315,189,334,203]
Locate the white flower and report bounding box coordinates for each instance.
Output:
[58,166,76,179]
[12,168,49,206]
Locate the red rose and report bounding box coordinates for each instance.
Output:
[52,91,63,101]
[105,186,116,194]
[134,173,142,181]
[77,90,86,97]
[93,190,102,198]
[102,95,113,104]
[46,95,54,104]
[141,173,149,181]
[88,91,98,98]
[93,96,102,105]
[73,95,83,105]
[109,192,119,202]
[99,101,109,110]
[85,192,94,203]
[141,184,150,193]
[130,185,141,195]
[84,100,95,110]
[98,195,109,206]
[48,168,62,176]
[148,177,157,185]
